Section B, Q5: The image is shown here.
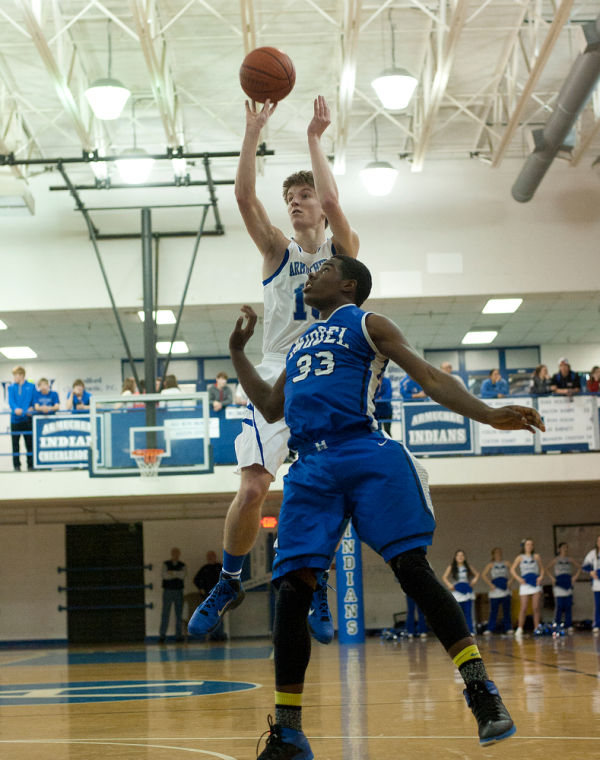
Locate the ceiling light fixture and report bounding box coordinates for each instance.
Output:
[0,319,7,330]
[116,100,155,185]
[482,298,523,314]
[138,310,176,324]
[0,346,37,359]
[156,341,189,355]
[360,119,398,196]
[84,20,130,120]
[371,10,417,110]
[461,331,498,345]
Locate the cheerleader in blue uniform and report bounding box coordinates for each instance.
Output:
[443,550,479,635]
[582,535,600,633]
[510,539,544,637]
[481,548,513,635]
[546,542,580,633]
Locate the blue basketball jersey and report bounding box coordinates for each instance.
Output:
[284,304,387,450]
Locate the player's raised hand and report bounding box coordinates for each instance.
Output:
[230,305,257,352]
[487,405,545,434]
[307,95,331,139]
[245,99,277,131]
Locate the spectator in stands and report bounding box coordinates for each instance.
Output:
[66,379,91,413]
[159,547,186,644]
[193,551,227,641]
[586,366,600,394]
[529,364,552,396]
[208,371,233,413]
[374,374,393,434]
[399,374,427,401]
[480,369,508,399]
[8,365,35,471]
[121,376,138,396]
[161,374,180,395]
[440,361,467,388]
[34,378,60,415]
[550,358,581,397]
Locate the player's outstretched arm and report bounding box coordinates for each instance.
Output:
[235,100,289,265]
[229,306,285,423]
[307,95,359,258]
[365,313,545,434]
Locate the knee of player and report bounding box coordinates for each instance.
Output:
[390,548,432,593]
[237,481,270,511]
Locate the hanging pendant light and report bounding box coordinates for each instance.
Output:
[371,10,417,111]
[84,20,130,120]
[360,119,398,196]
[116,100,155,184]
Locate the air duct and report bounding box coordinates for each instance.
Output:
[512,13,600,203]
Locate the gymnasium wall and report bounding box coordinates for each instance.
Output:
[2,158,600,314]
[0,478,598,642]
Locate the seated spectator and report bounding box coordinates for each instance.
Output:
[480,369,509,399]
[550,358,581,397]
[399,374,427,401]
[34,378,60,415]
[374,374,393,434]
[529,364,552,396]
[586,366,600,394]
[440,361,467,388]
[65,379,91,414]
[208,371,233,413]
[8,365,35,471]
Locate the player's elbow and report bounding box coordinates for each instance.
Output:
[263,404,284,424]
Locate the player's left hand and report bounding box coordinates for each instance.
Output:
[487,405,545,433]
[307,95,331,138]
[230,305,257,352]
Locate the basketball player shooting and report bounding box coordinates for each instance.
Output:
[188,96,359,642]
[228,256,545,758]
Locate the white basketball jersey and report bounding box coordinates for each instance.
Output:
[262,238,335,357]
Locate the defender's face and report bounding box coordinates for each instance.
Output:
[302,259,342,308]
[286,184,325,229]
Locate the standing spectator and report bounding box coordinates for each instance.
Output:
[33,378,60,415]
[480,369,509,399]
[586,366,600,394]
[115,377,139,409]
[8,366,35,471]
[66,379,91,413]
[208,372,233,413]
[442,550,479,635]
[481,548,512,635]
[550,358,581,397]
[159,547,187,643]
[374,374,393,435]
[511,538,544,637]
[159,374,182,408]
[399,374,427,401]
[582,535,600,634]
[440,361,467,388]
[529,364,552,396]
[546,542,580,633]
[194,551,227,641]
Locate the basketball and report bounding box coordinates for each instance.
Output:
[239,46,296,103]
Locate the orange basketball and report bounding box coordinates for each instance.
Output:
[239,47,296,103]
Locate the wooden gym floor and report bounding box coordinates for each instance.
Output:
[0,632,599,759]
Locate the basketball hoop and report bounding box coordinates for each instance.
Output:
[131,448,165,477]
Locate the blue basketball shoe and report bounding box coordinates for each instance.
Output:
[188,574,245,637]
[463,680,516,745]
[308,571,334,644]
[257,716,313,760]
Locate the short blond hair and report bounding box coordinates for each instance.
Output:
[12,365,25,376]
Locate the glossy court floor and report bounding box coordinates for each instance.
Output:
[1,633,599,760]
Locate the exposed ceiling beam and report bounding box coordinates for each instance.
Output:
[333,0,363,174]
[16,0,94,151]
[130,0,180,147]
[491,0,575,168]
[411,0,470,172]
[239,0,256,54]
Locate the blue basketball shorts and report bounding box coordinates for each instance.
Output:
[272,433,436,580]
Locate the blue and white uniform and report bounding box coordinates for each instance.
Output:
[487,561,512,633]
[451,565,475,633]
[272,303,436,580]
[517,554,541,595]
[235,238,335,477]
[582,547,600,629]
[553,557,574,628]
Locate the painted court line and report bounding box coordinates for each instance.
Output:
[1,735,599,742]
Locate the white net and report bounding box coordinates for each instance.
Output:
[131,449,165,477]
